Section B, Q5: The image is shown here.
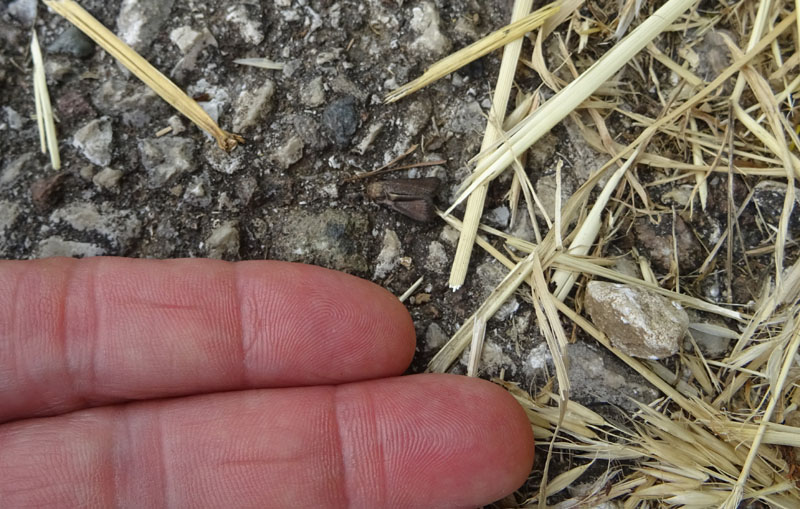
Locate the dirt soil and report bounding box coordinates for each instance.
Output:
[2,0,797,506]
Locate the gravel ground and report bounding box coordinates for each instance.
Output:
[2,0,797,505]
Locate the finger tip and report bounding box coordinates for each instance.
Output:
[262,262,417,379]
[440,375,535,497]
[372,374,534,507]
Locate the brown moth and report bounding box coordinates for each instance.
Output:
[366,177,440,222]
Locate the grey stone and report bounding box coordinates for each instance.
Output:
[37,237,106,258]
[73,117,113,166]
[585,281,688,359]
[0,200,21,236]
[8,0,37,26]
[166,116,186,136]
[291,114,328,151]
[225,4,264,45]
[1,152,34,187]
[271,135,304,170]
[48,26,95,58]
[322,96,358,148]
[232,81,275,132]
[402,97,432,138]
[169,26,216,55]
[117,0,175,52]
[92,168,123,190]
[139,137,195,186]
[567,342,660,413]
[4,106,23,130]
[753,181,800,227]
[354,121,384,155]
[445,99,483,135]
[300,76,326,107]
[476,260,519,321]
[206,221,240,259]
[459,339,514,375]
[169,26,217,74]
[373,229,401,279]
[425,322,449,350]
[425,241,448,272]
[409,1,451,58]
[634,215,704,273]
[271,208,369,273]
[50,202,141,252]
[204,145,244,175]
[687,321,735,358]
[486,206,510,228]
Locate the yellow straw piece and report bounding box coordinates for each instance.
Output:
[384,3,561,103]
[44,0,244,151]
[31,31,61,170]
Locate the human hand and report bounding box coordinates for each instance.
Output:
[0,258,534,508]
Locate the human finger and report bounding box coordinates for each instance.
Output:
[0,374,533,509]
[0,257,415,423]
[0,375,533,508]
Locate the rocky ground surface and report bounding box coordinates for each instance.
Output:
[2,0,797,505]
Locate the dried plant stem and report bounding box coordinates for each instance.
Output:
[455,0,534,377]
[724,323,800,508]
[398,276,424,303]
[44,0,243,151]
[447,10,797,215]
[384,3,560,103]
[450,0,533,294]
[551,147,642,301]
[31,32,60,170]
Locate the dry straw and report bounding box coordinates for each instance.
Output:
[383,2,560,104]
[31,31,60,170]
[408,0,800,504]
[44,0,244,151]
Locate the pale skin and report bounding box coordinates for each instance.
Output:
[0,258,534,508]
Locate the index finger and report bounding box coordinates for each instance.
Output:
[0,257,415,423]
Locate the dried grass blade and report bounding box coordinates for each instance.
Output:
[31,31,60,170]
[724,324,800,508]
[384,3,560,103]
[428,252,536,372]
[451,12,797,216]
[233,58,284,70]
[398,276,423,303]
[551,148,640,301]
[444,0,700,215]
[450,0,534,291]
[44,0,244,151]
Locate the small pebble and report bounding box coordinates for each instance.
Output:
[322,96,358,148]
[271,135,304,170]
[92,168,123,190]
[584,281,688,359]
[373,229,401,279]
[48,26,95,58]
[73,117,113,167]
[31,172,68,211]
[206,221,240,259]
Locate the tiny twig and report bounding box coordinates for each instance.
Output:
[343,144,418,181]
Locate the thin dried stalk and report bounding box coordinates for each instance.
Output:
[398,276,424,303]
[233,58,284,70]
[450,0,534,294]
[724,324,800,508]
[31,31,61,170]
[384,3,560,103]
[551,147,642,301]
[448,11,797,215]
[44,0,243,151]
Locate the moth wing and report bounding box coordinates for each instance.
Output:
[384,198,436,222]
